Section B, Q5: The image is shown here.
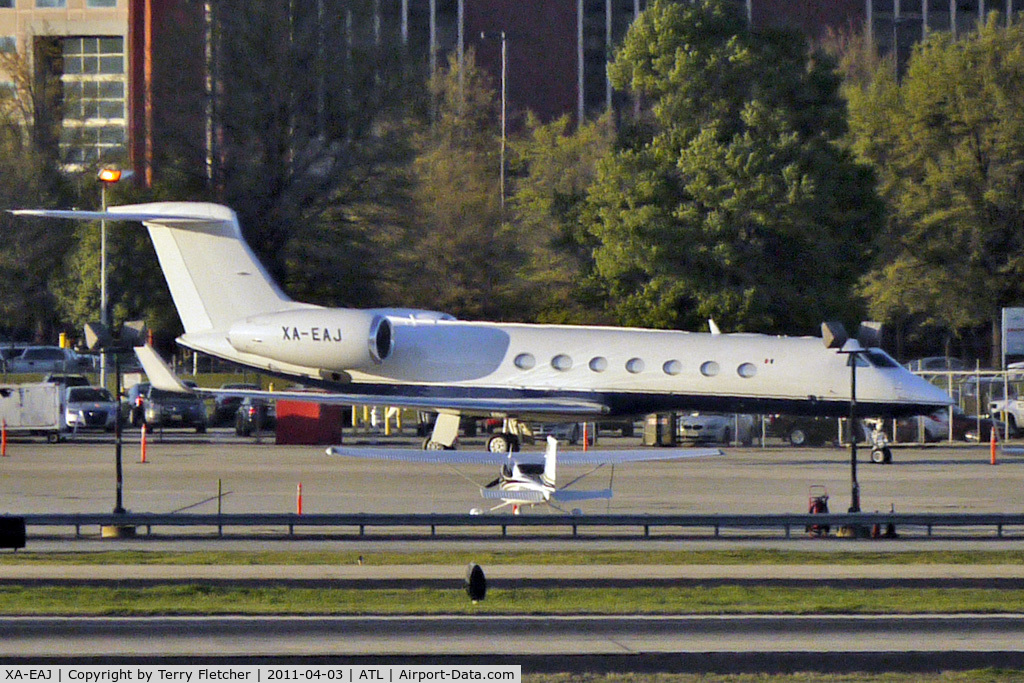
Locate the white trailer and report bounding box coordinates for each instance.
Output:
[0,383,63,443]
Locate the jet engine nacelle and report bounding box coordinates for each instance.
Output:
[227,308,392,371]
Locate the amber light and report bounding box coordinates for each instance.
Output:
[97,168,122,183]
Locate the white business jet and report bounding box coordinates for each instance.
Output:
[12,202,952,451]
[327,435,721,513]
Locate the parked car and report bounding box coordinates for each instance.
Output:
[124,382,151,426]
[0,343,28,371]
[213,383,261,425]
[904,357,969,374]
[893,410,949,443]
[44,373,91,388]
[767,415,843,447]
[6,346,92,374]
[234,397,276,436]
[678,412,754,445]
[135,382,207,432]
[531,422,594,446]
[63,386,118,431]
[599,419,636,437]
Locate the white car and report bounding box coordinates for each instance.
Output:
[8,346,92,374]
[678,412,755,446]
[64,386,118,431]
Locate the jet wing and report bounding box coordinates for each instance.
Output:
[133,344,608,417]
[204,388,606,416]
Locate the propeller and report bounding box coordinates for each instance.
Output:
[484,477,501,489]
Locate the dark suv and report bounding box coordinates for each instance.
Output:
[129,382,208,432]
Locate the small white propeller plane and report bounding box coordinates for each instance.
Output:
[11,202,953,452]
[327,435,722,513]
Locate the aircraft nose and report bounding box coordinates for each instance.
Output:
[901,373,954,408]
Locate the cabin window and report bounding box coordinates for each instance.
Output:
[663,360,682,375]
[625,358,645,374]
[737,362,757,378]
[551,354,573,371]
[700,361,720,377]
[513,353,535,370]
[589,356,608,372]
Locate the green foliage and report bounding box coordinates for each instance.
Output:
[0,48,80,342]
[588,0,881,333]
[508,113,614,323]
[846,17,1024,359]
[395,51,525,320]
[3,584,1024,616]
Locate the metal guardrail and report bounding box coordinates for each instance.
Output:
[15,512,1024,539]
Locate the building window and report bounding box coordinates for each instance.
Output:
[59,36,127,167]
[87,0,116,5]
[0,36,14,52]
[36,0,66,7]
[0,1,13,8]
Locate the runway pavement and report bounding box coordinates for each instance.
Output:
[3,614,1024,672]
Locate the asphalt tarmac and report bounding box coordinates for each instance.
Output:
[2,429,1023,521]
[5,430,1024,671]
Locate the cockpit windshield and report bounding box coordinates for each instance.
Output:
[517,463,545,476]
[865,349,902,368]
[847,349,902,369]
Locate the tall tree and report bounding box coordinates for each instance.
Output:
[0,46,79,342]
[207,1,422,308]
[848,16,1024,363]
[508,113,614,324]
[396,51,523,320]
[587,0,882,334]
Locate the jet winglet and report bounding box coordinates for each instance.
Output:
[134,344,193,393]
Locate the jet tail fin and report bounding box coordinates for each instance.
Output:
[13,203,302,335]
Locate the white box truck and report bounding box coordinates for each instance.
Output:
[0,383,63,443]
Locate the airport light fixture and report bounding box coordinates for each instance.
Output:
[822,321,883,515]
[84,320,147,518]
[97,167,133,390]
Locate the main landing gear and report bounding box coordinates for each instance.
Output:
[487,432,521,453]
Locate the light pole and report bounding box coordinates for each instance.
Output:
[480,31,506,213]
[97,168,132,389]
[84,320,146,521]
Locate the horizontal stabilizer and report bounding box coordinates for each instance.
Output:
[480,489,546,502]
[552,488,613,502]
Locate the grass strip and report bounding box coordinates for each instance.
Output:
[2,585,1024,615]
[4,549,1024,566]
